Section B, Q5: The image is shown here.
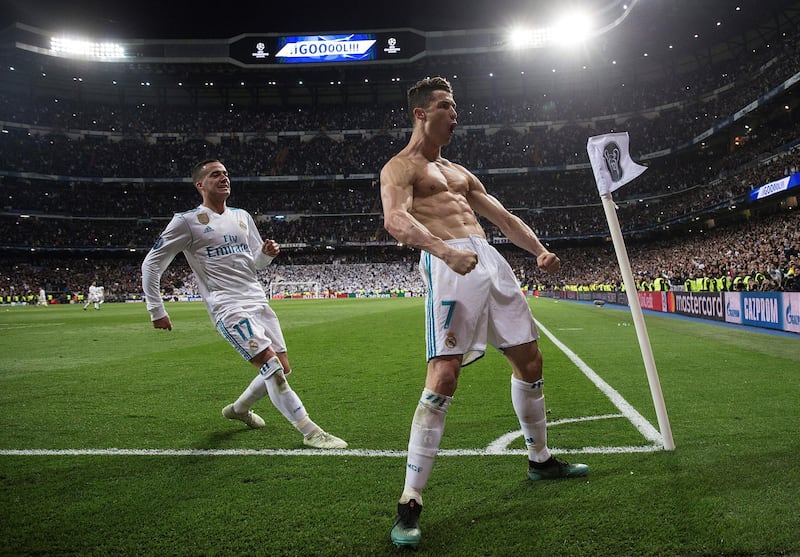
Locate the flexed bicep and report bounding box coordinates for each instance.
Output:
[380,157,421,241]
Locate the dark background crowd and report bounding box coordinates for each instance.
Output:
[1,21,798,304]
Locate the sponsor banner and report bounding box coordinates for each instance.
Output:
[590,292,618,304]
[741,292,783,330]
[785,292,800,334]
[638,291,668,312]
[533,290,558,299]
[724,292,743,324]
[671,292,725,321]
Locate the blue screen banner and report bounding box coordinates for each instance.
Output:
[275,34,376,64]
[748,171,800,202]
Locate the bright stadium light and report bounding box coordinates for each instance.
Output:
[508,27,552,49]
[550,11,593,46]
[50,36,126,59]
[507,10,594,49]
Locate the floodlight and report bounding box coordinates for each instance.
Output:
[507,27,552,49]
[506,9,593,50]
[50,37,126,59]
[550,11,593,46]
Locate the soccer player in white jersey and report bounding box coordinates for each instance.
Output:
[380,77,588,548]
[83,281,102,310]
[37,287,48,307]
[141,159,347,450]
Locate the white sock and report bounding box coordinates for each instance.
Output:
[511,376,551,463]
[233,375,267,414]
[401,388,451,504]
[264,372,317,436]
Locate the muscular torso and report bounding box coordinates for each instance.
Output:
[409,158,485,240]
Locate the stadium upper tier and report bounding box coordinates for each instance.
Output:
[1,25,798,164]
[2,0,799,107]
[0,5,798,252]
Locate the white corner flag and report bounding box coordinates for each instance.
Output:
[586,132,648,195]
[586,132,675,451]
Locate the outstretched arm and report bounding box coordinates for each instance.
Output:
[141,215,188,328]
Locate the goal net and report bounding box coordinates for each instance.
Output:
[268,281,321,299]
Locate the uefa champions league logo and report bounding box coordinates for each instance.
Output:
[251,42,269,59]
[603,141,623,182]
[384,37,401,54]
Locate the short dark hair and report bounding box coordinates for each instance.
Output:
[191,159,220,183]
[407,77,453,121]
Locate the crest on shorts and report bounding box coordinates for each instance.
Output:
[248,340,259,353]
[445,332,457,349]
[197,213,209,225]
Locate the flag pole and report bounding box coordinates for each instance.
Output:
[600,193,675,450]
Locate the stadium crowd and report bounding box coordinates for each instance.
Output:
[1,25,799,303]
[2,203,796,305]
[1,27,797,153]
[1,144,797,250]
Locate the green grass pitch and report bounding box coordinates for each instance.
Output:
[1,297,798,556]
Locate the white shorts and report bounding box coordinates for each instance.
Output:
[420,235,538,366]
[214,302,287,362]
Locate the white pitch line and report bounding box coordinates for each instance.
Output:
[0,323,66,331]
[0,415,658,458]
[485,414,626,454]
[0,445,662,457]
[536,319,663,445]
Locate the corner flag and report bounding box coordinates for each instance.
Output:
[586,132,648,195]
[586,132,675,451]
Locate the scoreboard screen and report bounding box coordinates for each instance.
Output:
[228,30,425,66]
[275,34,377,64]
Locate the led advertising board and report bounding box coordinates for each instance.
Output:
[275,34,377,63]
[228,31,425,65]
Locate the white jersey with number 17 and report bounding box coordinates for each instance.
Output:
[141,205,273,323]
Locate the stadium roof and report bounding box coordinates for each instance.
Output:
[1,0,799,107]
[3,0,799,40]
[7,0,561,38]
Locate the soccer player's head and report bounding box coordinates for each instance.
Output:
[191,159,231,206]
[407,76,453,124]
[191,159,222,187]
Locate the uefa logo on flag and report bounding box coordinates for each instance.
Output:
[587,131,647,196]
[602,141,623,183]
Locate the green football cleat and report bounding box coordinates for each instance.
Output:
[391,498,422,548]
[528,456,589,481]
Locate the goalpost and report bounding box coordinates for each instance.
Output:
[268,281,321,299]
